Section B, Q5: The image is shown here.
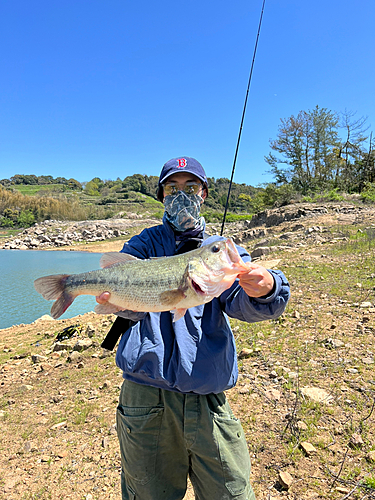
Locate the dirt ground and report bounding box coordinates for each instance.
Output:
[1,203,375,500]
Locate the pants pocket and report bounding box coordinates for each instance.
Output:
[117,404,164,485]
[212,414,251,496]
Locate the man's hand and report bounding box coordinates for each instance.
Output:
[96,292,111,304]
[239,263,274,298]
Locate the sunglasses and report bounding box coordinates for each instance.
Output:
[163,181,203,196]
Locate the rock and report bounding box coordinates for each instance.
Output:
[85,324,96,337]
[292,310,300,319]
[35,314,54,322]
[50,421,67,430]
[3,478,17,491]
[349,433,364,448]
[56,450,68,458]
[297,421,308,431]
[31,354,48,363]
[346,368,359,374]
[335,487,350,494]
[238,348,254,358]
[325,338,345,349]
[68,351,81,362]
[239,385,250,394]
[300,386,333,403]
[300,441,317,456]
[265,388,281,401]
[24,441,32,452]
[279,232,294,239]
[39,363,53,371]
[102,437,109,449]
[278,470,293,490]
[251,247,271,259]
[73,339,93,352]
[53,342,69,352]
[360,301,373,308]
[367,450,375,463]
[19,384,34,391]
[362,357,374,364]
[50,395,64,403]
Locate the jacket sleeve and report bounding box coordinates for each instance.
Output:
[120,228,153,259]
[219,269,290,323]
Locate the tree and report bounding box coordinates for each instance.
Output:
[266,106,342,194]
[335,111,369,191]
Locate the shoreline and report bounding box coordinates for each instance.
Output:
[0,310,104,333]
[0,237,128,254]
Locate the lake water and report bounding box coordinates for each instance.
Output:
[0,249,105,330]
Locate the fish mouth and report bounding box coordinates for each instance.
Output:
[191,279,205,296]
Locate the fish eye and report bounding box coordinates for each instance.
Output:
[211,244,220,253]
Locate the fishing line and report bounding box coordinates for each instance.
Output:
[220,0,266,236]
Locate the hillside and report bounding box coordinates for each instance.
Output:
[1,202,375,500]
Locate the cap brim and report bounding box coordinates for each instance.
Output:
[159,169,207,185]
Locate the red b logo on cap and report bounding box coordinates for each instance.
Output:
[177,158,187,168]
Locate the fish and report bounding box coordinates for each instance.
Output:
[34,238,250,322]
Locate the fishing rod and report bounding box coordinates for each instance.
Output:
[220,0,266,236]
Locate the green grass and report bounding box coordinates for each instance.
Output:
[12,184,69,196]
[363,476,375,489]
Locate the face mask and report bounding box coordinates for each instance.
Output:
[164,191,204,232]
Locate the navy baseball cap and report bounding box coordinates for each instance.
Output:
[157,156,208,202]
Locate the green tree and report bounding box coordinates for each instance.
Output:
[17,210,35,227]
[84,179,101,196]
[266,106,341,194]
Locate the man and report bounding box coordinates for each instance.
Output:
[97,157,290,500]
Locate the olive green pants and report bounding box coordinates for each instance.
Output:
[116,379,255,500]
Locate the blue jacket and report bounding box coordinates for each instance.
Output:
[115,220,290,394]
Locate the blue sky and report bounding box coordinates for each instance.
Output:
[1,0,374,186]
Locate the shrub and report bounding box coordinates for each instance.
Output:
[17,210,35,227]
[0,217,14,227]
[360,182,375,203]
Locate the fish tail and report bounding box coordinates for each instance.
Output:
[34,274,75,319]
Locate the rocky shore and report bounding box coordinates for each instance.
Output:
[1,203,375,259]
[0,217,159,251]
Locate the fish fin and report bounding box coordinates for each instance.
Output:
[171,308,187,322]
[34,274,75,319]
[159,289,186,306]
[100,252,140,269]
[94,302,124,314]
[34,274,70,300]
[51,292,75,319]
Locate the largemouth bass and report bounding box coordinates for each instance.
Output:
[34,238,250,322]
